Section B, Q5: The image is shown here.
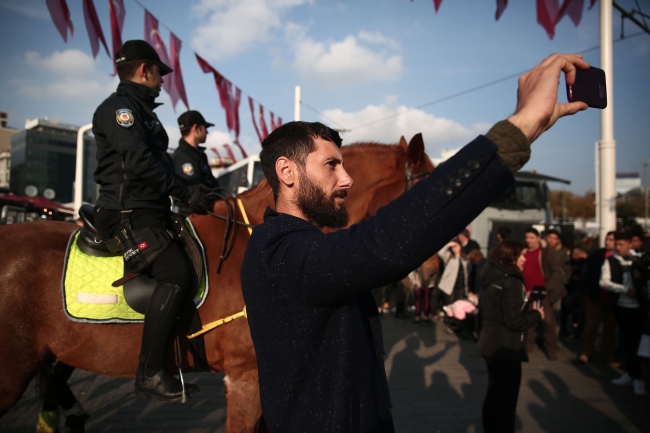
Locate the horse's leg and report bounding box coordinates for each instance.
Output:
[0,336,42,416]
[223,368,263,433]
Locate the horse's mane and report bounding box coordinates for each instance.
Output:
[343,141,398,148]
[341,142,401,157]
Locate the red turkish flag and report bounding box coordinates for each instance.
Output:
[109,0,125,75]
[259,105,269,140]
[46,0,74,42]
[232,87,244,155]
[248,97,264,144]
[556,0,585,26]
[169,32,189,110]
[537,0,560,39]
[144,10,175,101]
[495,0,508,20]
[223,144,237,163]
[210,148,226,169]
[433,0,442,12]
[82,0,109,58]
[196,54,240,136]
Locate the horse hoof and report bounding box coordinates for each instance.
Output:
[36,411,60,433]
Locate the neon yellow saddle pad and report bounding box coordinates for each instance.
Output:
[61,219,208,323]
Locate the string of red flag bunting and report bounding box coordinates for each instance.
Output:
[44,0,283,163]
[422,0,597,39]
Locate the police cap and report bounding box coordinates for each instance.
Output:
[115,40,173,76]
[178,110,215,129]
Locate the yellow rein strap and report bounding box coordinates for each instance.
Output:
[187,306,247,339]
[236,198,253,235]
[187,199,251,340]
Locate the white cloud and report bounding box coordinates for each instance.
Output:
[191,0,311,60]
[320,98,490,155]
[357,31,400,50]
[19,50,117,101]
[290,29,403,89]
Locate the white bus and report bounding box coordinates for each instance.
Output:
[470,171,571,255]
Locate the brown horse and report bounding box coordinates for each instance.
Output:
[0,134,433,432]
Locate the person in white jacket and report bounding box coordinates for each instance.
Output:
[438,239,471,306]
[600,232,647,396]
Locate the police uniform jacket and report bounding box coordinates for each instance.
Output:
[172,139,220,189]
[241,135,518,433]
[93,80,192,210]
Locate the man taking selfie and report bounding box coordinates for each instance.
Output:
[241,53,590,432]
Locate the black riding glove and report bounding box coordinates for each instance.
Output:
[185,187,214,214]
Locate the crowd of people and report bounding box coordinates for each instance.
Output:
[375,224,650,430]
[376,227,650,384]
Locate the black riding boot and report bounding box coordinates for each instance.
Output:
[135,283,199,402]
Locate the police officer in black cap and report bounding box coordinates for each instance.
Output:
[173,110,220,192]
[92,40,211,402]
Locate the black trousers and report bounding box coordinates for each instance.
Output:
[93,207,193,289]
[94,207,194,372]
[616,306,646,380]
[482,357,522,433]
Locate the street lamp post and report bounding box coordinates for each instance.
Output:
[643,159,650,232]
[73,123,93,219]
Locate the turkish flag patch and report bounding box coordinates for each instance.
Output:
[138,242,148,250]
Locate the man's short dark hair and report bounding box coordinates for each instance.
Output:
[606,230,616,238]
[460,229,470,238]
[115,49,156,81]
[546,229,560,238]
[497,226,511,240]
[615,231,632,242]
[260,121,342,199]
[525,227,540,237]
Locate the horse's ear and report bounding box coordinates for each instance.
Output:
[398,136,407,149]
[407,133,425,165]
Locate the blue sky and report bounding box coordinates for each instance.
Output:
[0,0,648,193]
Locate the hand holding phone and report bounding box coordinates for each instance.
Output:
[566,66,607,109]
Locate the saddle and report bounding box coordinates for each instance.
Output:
[76,205,204,315]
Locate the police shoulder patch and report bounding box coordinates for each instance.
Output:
[116,109,134,128]
[182,163,195,176]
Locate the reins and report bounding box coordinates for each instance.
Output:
[204,187,255,273]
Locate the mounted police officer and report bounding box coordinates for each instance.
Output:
[172,110,220,215]
[91,40,212,402]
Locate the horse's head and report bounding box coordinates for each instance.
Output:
[235,133,434,229]
[337,133,434,227]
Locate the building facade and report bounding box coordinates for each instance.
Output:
[616,172,641,196]
[0,111,18,189]
[10,118,96,205]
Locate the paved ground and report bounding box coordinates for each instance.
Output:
[2,315,649,433]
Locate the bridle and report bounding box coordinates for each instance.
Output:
[405,162,430,191]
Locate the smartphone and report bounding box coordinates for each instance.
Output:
[566,66,607,109]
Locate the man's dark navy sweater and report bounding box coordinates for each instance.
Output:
[241,135,515,432]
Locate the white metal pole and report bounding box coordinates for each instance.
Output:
[294,86,301,122]
[643,159,650,231]
[599,0,616,246]
[594,141,600,230]
[73,123,93,219]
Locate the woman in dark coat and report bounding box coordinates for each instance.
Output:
[477,240,544,433]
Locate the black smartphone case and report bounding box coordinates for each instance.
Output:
[566,66,607,109]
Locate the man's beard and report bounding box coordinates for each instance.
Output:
[296,172,349,229]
